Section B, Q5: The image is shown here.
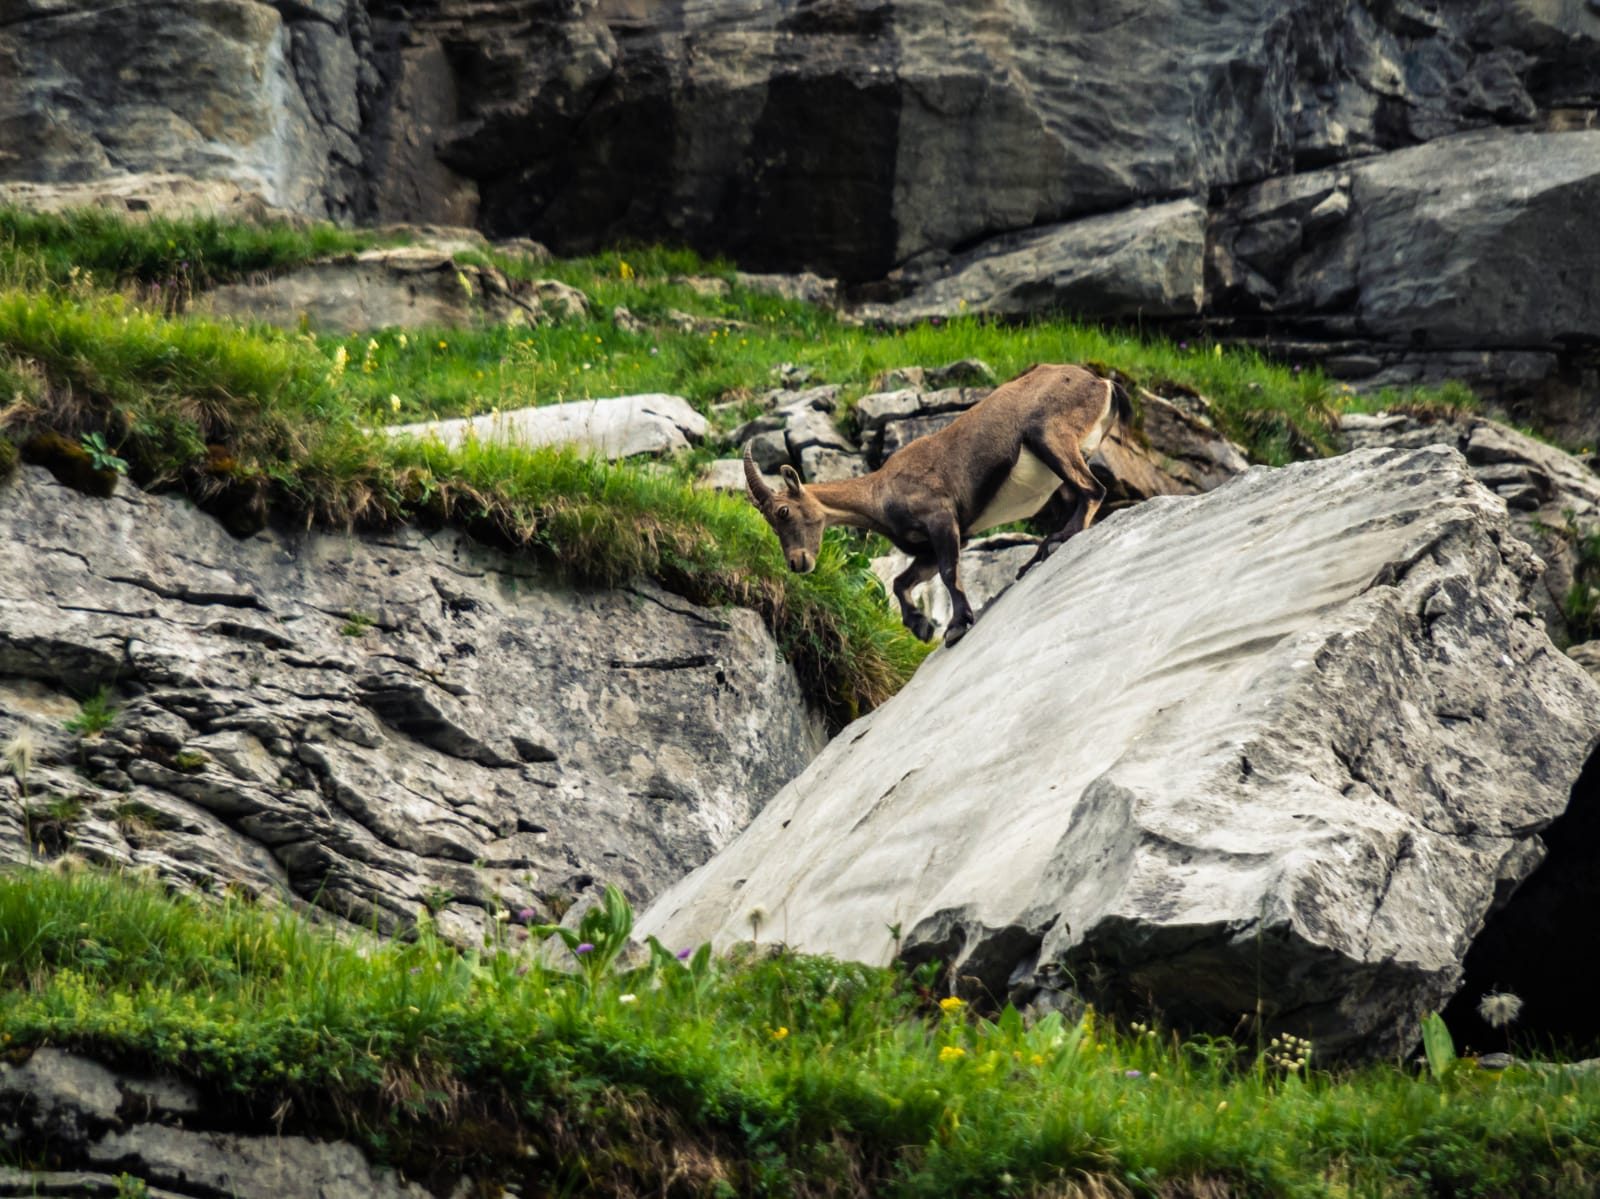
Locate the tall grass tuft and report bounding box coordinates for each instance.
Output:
[2,869,1598,1198]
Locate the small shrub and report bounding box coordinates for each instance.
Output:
[65,687,118,736]
[340,611,376,637]
[172,750,209,773]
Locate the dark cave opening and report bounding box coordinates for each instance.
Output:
[1443,741,1600,1057]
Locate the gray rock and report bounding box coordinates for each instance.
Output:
[0,466,822,938]
[1569,642,1600,683]
[0,1048,432,1198]
[798,447,868,484]
[88,1124,428,1199]
[743,430,793,472]
[641,446,1600,1061]
[697,458,781,494]
[0,175,294,223]
[866,200,1207,322]
[783,407,853,456]
[385,393,708,459]
[734,272,841,307]
[855,387,986,436]
[877,413,962,465]
[416,0,1598,284]
[0,0,363,218]
[198,246,548,333]
[1339,411,1600,643]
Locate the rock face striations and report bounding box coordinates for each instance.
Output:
[641,446,1600,1060]
[0,466,822,942]
[3,0,1596,430]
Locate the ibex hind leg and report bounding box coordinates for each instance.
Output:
[1015,432,1106,579]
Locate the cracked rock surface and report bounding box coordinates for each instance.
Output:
[0,466,822,940]
[642,446,1600,1060]
[0,1048,429,1199]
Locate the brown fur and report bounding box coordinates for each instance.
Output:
[745,363,1129,645]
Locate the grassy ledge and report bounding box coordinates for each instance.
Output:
[3,870,1598,1198]
[0,209,1477,721]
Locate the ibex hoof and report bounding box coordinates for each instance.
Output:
[944,617,974,647]
[905,613,936,643]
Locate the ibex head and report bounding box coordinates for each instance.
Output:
[743,447,827,574]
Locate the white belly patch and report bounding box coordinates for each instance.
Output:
[972,449,1061,532]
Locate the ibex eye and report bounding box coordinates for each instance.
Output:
[777,505,790,518]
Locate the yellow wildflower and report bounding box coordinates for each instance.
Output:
[938,996,966,1014]
[938,1045,966,1062]
[770,1026,789,1040]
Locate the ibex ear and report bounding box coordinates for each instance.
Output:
[779,464,804,496]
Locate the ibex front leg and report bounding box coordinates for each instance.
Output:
[892,554,939,642]
[929,518,976,645]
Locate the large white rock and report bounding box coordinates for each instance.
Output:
[385,393,709,459]
[640,446,1600,1059]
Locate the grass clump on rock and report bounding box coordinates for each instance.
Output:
[3,869,1599,1197]
[0,206,1478,718]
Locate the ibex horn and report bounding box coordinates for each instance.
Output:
[743,445,773,505]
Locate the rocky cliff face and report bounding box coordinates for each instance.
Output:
[0,465,822,942]
[3,0,1595,433]
[641,445,1600,1060]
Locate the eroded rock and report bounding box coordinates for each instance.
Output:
[1340,411,1600,643]
[0,1049,427,1199]
[641,446,1600,1060]
[0,466,822,940]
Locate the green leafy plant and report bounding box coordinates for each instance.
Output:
[65,687,117,736]
[1420,1010,1459,1081]
[79,431,129,475]
[529,881,633,989]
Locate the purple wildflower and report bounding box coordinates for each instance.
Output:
[1124,1069,1143,1078]
[1178,341,1189,350]
[575,942,595,955]
[676,946,693,961]
[516,907,536,923]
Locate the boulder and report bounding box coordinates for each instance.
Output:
[866,200,1207,323]
[385,393,708,459]
[641,446,1600,1060]
[0,466,822,942]
[798,447,869,484]
[1340,412,1600,643]
[196,246,576,333]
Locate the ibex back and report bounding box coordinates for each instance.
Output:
[744,362,1131,645]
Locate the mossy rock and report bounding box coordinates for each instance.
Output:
[21,430,119,498]
[0,436,17,481]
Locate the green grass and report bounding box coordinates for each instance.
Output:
[0,207,1482,718]
[0,287,925,723]
[0,206,389,295]
[3,869,1597,1198]
[63,687,117,736]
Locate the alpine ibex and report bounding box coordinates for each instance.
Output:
[744,363,1132,645]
